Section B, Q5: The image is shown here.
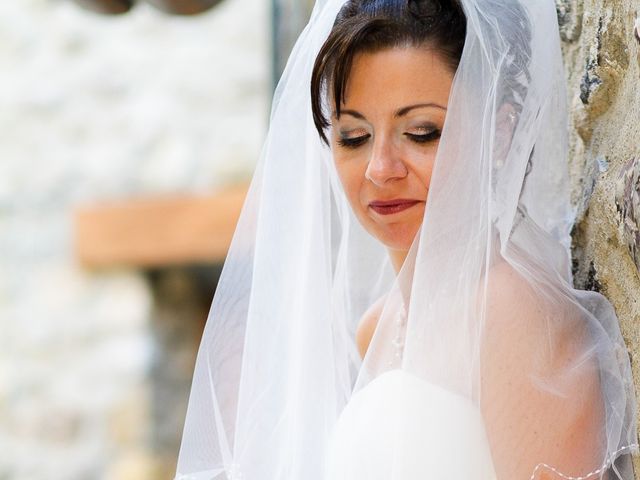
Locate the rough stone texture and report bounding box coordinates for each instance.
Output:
[0,0,268,478]
[558,0,640,474]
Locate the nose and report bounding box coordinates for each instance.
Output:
[365,135,408,187]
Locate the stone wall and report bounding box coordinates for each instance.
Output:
[0,0,268,478]
[557,0,640,474]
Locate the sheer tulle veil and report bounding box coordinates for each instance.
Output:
[174,0,638,478]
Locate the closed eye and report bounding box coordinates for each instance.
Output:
[405,129,441,144]
[337,134,371,149]
[337,128,440,148]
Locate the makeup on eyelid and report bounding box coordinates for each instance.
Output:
[337,127,441,149]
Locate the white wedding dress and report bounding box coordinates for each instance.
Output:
[326,369,497,480]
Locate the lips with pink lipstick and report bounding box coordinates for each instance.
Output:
[368,198,422,215]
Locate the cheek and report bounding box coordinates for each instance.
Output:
[418,161,434,190]
[413,147,438,190]
[334,158,367,206]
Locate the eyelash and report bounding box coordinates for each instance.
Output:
[337,129,441,149]
[337,135,370,148]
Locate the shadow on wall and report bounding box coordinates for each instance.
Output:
[148,264,222,476]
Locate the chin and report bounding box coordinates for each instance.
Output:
[370,223,421,252]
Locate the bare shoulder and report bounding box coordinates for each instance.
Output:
[484,259,541,320]
[480,259,603,476]
[481,258,578,366]
[355,294,388,359]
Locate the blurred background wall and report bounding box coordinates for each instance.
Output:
[0,0,276,478]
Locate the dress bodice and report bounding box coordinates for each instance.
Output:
[325,369,497,480]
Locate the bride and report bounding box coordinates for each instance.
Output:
[174,1,638,479]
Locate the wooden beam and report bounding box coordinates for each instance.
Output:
[74,185,248,269]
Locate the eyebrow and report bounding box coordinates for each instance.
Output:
[338,103,447,120]
[396,103,447,116]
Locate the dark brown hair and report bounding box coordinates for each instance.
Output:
[310,0,467,144]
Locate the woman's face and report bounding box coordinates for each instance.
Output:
[331,46,454,255]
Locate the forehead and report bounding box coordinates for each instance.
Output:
[340,46,454,114]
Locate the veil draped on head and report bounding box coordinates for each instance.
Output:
[175,0,638,479]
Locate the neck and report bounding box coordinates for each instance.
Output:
[389,249,409,274]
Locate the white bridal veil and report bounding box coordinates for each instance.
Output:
[175,0,638,479]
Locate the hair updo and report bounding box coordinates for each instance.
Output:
[310,0,467,144]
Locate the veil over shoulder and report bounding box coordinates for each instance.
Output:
[174,0,638,479]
